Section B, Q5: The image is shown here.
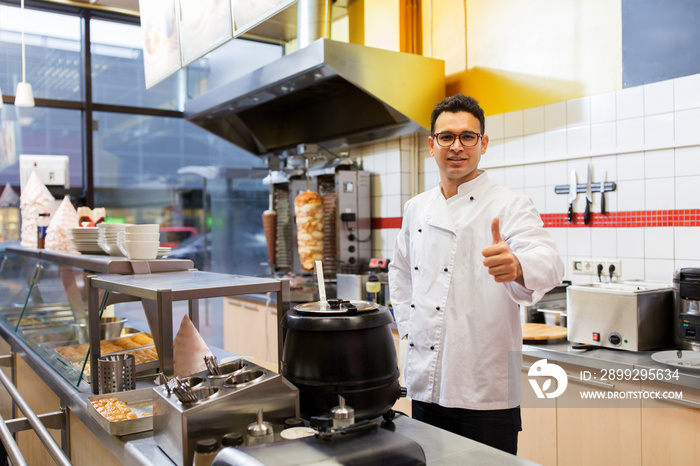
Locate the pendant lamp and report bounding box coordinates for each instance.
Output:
[15,0,34,108]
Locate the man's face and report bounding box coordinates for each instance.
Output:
[428,111,488,185]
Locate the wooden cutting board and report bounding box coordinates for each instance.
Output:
[522,323,567,341]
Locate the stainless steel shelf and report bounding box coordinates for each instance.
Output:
[87,271,291,392]
[6,246,194,275]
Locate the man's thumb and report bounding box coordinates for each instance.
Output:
[491,217,502,244]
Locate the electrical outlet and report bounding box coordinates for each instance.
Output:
[582,260,594,274]
[605,260,621,278]
[572,257,622,278]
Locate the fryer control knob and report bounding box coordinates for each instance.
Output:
[608,332,622,347]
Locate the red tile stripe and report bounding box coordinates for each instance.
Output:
[372,217,403,229]
[372,210,700,229]
[540,210,700,227]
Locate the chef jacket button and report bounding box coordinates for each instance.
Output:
[443,267,448,272]
[436,306,440,311]
[410,304,415,308]
[409,342,414,347]
[418,228,422,233]
[430,345,435,350]
[414,266,418,270]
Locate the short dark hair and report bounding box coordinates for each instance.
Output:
[430,94,485,135]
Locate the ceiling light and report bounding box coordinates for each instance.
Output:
[15,0,35,108]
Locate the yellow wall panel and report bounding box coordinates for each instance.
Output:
[364,0,401,51]
[423,0,622,114]
[427,0,466,75]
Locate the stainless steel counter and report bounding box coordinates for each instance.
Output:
[0,315,541,465]
[523,341,700,389]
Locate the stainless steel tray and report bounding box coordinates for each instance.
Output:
[87,387,153,436]
[47,333,159,376]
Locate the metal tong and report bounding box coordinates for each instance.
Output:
[204,355,222,376]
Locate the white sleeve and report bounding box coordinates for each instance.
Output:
[501,196,565,307]
[388,202,413,339]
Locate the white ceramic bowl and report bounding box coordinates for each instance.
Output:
[124,232,160,241]
[125,224,160,233]
[122,240,159,260]
[98,223,125,232]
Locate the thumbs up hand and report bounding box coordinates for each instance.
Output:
[482,217,524,284]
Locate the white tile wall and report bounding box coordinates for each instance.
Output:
[644,178,674,211]
[504,110,524,138]
[675,146,700,176]
[644,79,674,115]
[354,73,700,281]
[523,106,544,135]
[591,92,616,124]
[644,113,674,147]
[567,97,591,127]
[674,74,700,111]
[591,122,617,153]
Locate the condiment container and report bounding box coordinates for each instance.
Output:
[192,438,218,466]
[221,432,243,448]
[246,408,273,445]
[331,395,354,430]
[37,212,50,249]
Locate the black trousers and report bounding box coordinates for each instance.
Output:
[411,400,522,456]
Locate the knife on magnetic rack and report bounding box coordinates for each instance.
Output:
[584,163,592,225]
[568,170,577,223]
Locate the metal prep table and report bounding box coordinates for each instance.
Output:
[86,271,290,392]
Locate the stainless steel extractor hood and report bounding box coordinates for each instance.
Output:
[184,38,445,156]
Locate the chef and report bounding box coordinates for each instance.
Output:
[389,94,564,455]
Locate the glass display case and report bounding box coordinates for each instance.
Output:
[0,247,194,388]
[0,248,92,387]
[0,246,290,394]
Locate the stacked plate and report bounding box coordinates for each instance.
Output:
[98,223,127,256]
[70,227,103,254]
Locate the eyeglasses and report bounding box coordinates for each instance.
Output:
[433,131,482,147]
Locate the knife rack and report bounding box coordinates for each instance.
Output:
[554,181,617,194]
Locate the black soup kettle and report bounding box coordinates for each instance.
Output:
[280,298,404,422]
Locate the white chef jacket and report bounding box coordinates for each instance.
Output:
[389,171,564,410]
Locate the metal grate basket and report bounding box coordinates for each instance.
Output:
[98,353,136,394]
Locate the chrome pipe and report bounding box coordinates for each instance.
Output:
[0,412,28,466]
[0,365,71,466]
[297,0,328,48]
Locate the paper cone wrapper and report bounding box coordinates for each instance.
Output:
[173,314,213,378]
[46,196,79,253]
[262,210,277,266]
[0,183,19,207]
[20,172,55,248]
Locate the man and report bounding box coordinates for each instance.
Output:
[388,94,564,455]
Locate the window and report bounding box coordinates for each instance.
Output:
[0,1,281,274]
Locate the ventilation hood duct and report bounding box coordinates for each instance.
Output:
[184,37,445,156]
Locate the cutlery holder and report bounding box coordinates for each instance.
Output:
[98,353,136,394]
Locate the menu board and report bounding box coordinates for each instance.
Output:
[231,0,297,37]
[179,0,234,65]
[139,0,182,90]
